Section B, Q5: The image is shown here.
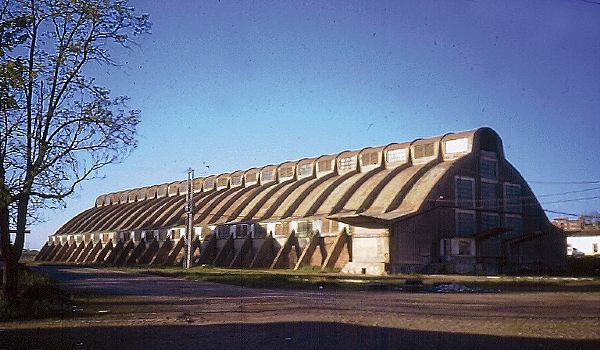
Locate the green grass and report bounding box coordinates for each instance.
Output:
[126,266,351,289]
[34,260,600,292]
[0,267,71,322]
[113,265,600,292]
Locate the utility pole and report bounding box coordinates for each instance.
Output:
[185,168,194,269]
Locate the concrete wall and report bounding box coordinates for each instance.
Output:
[342,228,388,275]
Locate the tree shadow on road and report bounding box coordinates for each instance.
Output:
[1,321,598,350]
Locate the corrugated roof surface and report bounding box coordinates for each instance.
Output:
[55,129,485,235]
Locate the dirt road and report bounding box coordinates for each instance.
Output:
[1,266,599,350]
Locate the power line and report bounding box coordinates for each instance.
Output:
[527,180,600,185]
[579,0,600,6]
[544,209,600,219]
[541,195,600,205]
[451,163,600,186]
[538,186,600,197]
[427,193,600,206]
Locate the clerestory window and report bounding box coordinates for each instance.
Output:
[361,152,379,166]
[414,143,434,158]
[318,159,332,172]
[339,156,356,171]
[386,148,407,163]
[298,163,313,177]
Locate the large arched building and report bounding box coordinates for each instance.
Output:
[36,128,566,274]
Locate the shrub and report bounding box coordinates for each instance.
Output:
[568,256,600,276]
[0,267,71,321]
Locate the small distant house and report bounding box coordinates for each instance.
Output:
[553,217,600,256]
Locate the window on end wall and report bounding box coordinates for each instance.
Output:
[504,183,522,213]
[480,156,498,180]
[481,213,500,232]
[480,181,497,209]
[455,176,475,208]
[504,214,523,239]
[456,210,476,237]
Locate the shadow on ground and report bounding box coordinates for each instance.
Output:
[1,321,598,350]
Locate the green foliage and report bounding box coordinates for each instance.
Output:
[0,0,150,300]
[0,267,71,321]
[0,14,30,57]
[568,256,600,276]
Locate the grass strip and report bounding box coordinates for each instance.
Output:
[112,265,600,292]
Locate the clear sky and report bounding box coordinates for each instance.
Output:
[27,0,600,249]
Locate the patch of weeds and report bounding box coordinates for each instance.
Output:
[111,265,600,292]
[0,267,71,322]
[294,265,324,273]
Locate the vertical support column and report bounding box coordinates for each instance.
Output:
[321,229,350,271]
[185,168,194,269]
[294,230,325,270]
[270,231,300,269]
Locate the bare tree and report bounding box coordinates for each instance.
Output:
[0,0,149,301]
[583,210,600,225]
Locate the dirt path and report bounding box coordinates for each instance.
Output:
[1,266,599,350]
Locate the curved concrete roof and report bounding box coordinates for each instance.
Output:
[55,128,498,235]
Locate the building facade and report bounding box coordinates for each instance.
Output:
[36,128,566,274]
[553,216,600,256]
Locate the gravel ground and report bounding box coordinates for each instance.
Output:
[0,266,598,350]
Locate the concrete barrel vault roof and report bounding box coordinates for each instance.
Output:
[55,128,500,235]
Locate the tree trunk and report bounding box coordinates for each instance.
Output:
[2,252,18,300]
[1,203,19,301]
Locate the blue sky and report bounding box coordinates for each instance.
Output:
[28,0,600,248]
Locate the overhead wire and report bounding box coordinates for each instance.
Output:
[543,209,600,219]
[449,161,600,185]
[539,195,600,205]
[527,180,600,185]
[426,194,600,206]
[537,186,600,197]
